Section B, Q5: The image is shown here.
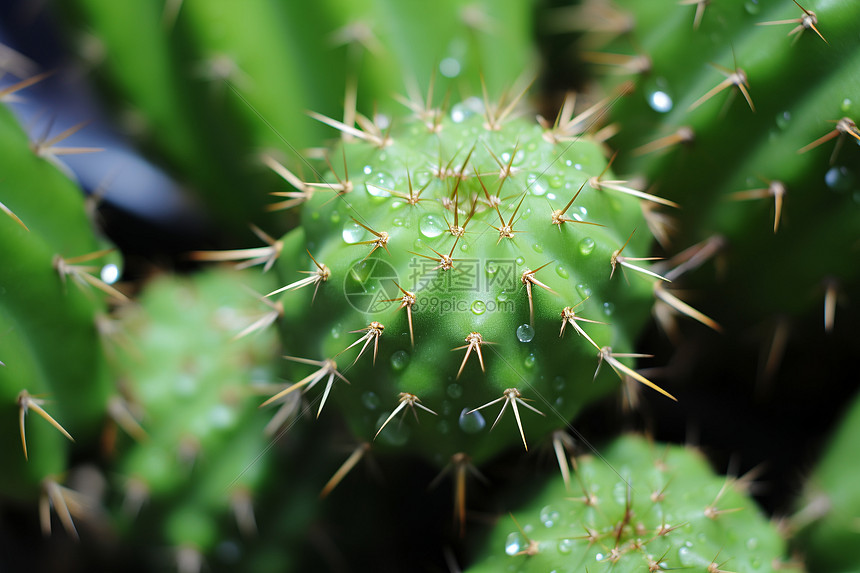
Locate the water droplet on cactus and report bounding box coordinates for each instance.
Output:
[744,0,760,14]
[390,350,410,371]
[496,290,509,303]
[555,265,569,279]
[459,242,469,252]
[842,98,853,113]
[515,256,525,266]
[450,98,480,123]
[504,531,525,556]
[746,537,759,550]
[363,165,373,175]
[342,221,366,243]
[532,243,543,253]
[447,384,463,399]
[549,175,564,189]
[471,300,486,315]
[524,353,536,369]
[526,173,548,196]
[439,57,461,78]
[539,505,560,527]
[330,211,342,224]
[574,163,583,171]
[553,376,565,390]
[375,412,409,445]
[596,553,605,562]
[458,408,486,433]
[500,149,525,166]
[826,166,855,193]
[100,263,119,285]
[516,324,535,343]
[775,111,791,130]
[414,169,432,187]
[677,545,695,565]
[362,392,380,410]
[209,404,234,429]
[579,237,595,255]
[392,218,404,227]
[603,302,615,316]
[647,90,673,113]
[557,539,573,554]
[577,283,592,298]
[365,171,393,197]
[419,214,445,238]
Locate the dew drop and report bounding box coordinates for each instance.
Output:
[532,243,544,253]
[363,165,373,175]
[746,537,759,550]
[516,324,535,343]
[460,242,469,252]
[579,237,595,256]
[330,325,341,339]
[555,265,569,279]
[744,0,760,14]
[365,171,394,197]
[330,211,342,224]
[549,175,564,189]
[439,57,461,78]
[209,404,234,428]
[826,166,855,192]
[553,376,565,391]
[648,90,673,113]
[842,98,853,114]
[342,220,366,243]
[603,302,615,316]
[775,111,791,130]
[515,256,525,266]
[527,173,548,196]
[471,300,486,315]
[574,163,583,171]
[392,218,404,227]
[375,412,409,445]
[447,384,463,399]
[524,353,536,369]
[362,392,380,410]
[459,408,486,433]
[539,505,560,527]
[496,290,509,303]
[414,169,433,186]
[677,546,695,566]
[390,350,410,371]
[557,539,573,554]
[419,214,446,238]
[576,283,592,298]
[100,263,120,285]
[504,531,525,556]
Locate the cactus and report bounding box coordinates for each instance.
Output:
[105,268,293,567]
[466,434,799,572]
[264,90,683,475]
[62,0,536,232]
[793,388,860,572]
[574,0,860,352]
[0,88,122,525]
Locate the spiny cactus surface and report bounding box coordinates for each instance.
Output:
[0,97,121,510]
[467,434,799,573]
[268,93,677,469]
[107,269,286,564]
[582,0,860,340]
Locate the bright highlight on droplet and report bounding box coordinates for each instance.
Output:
[648,90,673,113]
[439,57,461,78]
[100,263,120,285]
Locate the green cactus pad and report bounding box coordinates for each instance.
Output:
[271,96,668,467]
[467,434,799,573]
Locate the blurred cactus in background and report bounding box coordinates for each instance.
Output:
[0,0,857,571]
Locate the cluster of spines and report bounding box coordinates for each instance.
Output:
[466,434,801,572]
